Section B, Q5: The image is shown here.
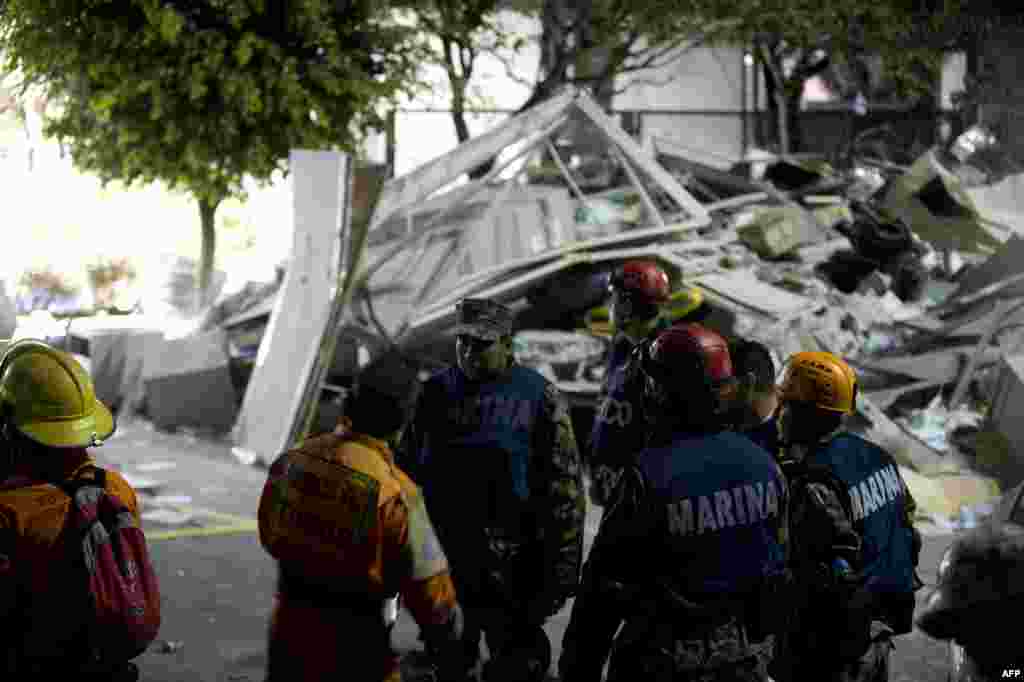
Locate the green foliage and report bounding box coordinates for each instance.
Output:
[0,1,423,206]
[690,0,957,97]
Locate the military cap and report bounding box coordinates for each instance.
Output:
[454,297,514,341]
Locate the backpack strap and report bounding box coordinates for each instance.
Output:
[782,459,855,526]
[54,466,107,502]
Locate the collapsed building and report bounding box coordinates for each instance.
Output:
[66,87,1024,533]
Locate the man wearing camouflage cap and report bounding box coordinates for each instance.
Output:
[400,297,586,682]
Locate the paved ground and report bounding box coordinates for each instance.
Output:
[91,418,956,681]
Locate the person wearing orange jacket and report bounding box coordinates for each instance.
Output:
[259,351,465,682]
[0,339,142,680]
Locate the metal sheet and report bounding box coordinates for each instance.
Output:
[230,151,349,467]
[695,270,816,319]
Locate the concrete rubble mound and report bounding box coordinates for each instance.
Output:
[59,88,1022,533]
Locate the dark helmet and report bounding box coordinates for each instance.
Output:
[609,260,671,307]
[642,323,735,420]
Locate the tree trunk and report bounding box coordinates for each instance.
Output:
[760,54,790,155]
[197,197,221,311]
[785,85,804,154]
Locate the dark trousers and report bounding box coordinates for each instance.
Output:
[433,603,551,682]
[787,622,893,682]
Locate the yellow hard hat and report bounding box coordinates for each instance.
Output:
[780,351,858,414]
[0,339,115,448]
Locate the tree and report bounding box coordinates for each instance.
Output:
[413,0,520,179]
[518,0,714,114]
[0,1,421,307]
[690,1,965,154]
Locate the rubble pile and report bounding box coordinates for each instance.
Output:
[56,86,1021,533]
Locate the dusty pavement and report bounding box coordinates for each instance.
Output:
[90,418,956,681]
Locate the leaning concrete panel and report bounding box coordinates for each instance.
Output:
[143,328,238,433]
[231,150,348,467]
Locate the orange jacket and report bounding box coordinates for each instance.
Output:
[259,424,458,681]
[0,449,141,665]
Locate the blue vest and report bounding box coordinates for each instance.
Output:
[805,433,916,597]
[743,414,780,459]
[638,431,787,597]
[590,336,645,466]
[416,365,549,512]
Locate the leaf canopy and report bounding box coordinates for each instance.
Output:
[0,0,423,203]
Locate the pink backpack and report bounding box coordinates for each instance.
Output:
[56,467,162,662]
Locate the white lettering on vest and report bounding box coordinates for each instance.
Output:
[731,487,748,525]
[848,466,905,522]
[745,483,765,522]
[697,495,718,533]
[667,499,694,535]
[765,480,779,518]
[667,481,781,537]
[714,489,736,529]
[850,485,864,522]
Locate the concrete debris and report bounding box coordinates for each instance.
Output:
[51,88,1018,532]
[513,330,607,388]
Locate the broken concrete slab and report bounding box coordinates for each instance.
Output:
[736,205,829,259]
[694,270,817,320]
[953,234,1024,300]
[881,150,1001,253]
[852,346,1003,383]
[863,379,946,410]
[143,328,239,434]
[987,353,1024,484]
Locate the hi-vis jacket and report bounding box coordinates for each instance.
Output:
[259,424,458,682]
[0,450,141,668]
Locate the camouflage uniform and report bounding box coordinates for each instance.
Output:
[402,299,586,682]
[778,437,918,682]
[562,437,786,682]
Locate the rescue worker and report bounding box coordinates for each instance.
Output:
[916,521,1024,679]
[0,339,140,679]
[560,323,787,682]
[400,297,585,682]
[589,260,670,506]
[729,338,781,457]
[776,351,923,682]
[259,351,465,682]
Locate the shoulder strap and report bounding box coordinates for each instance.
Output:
[783,459,855,525]
[54,465,107,502]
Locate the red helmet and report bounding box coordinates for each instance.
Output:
[643,323,735,422]
[609,260,670,306]
[647,323,733,383]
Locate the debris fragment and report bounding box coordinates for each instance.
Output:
[156,640,184,654]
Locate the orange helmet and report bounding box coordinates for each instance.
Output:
[779,351,858,414]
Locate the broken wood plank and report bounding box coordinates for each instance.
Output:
[863,379,946,410]
[950,298,1015,409]
[695,270,816,319]
[852,346,1004,383]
